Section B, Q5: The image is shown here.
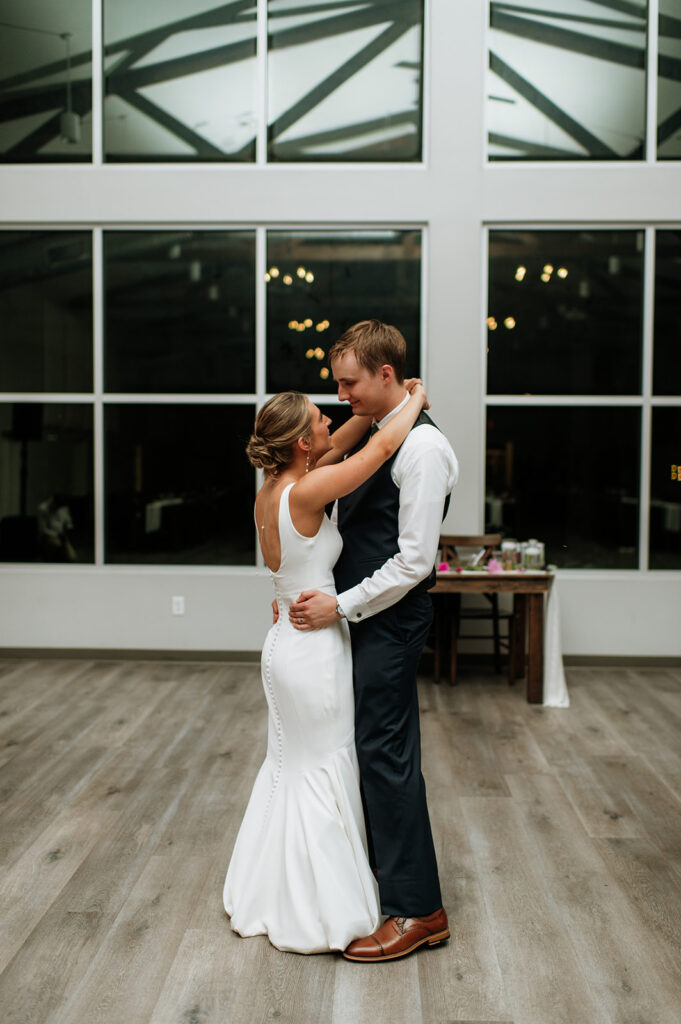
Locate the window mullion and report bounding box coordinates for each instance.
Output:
[639,226,656,571]
[646,0,660,164]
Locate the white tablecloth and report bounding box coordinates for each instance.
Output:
[543,580,569,707]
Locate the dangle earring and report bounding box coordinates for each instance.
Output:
[305,451,310,473]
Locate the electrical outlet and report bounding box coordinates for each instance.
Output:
[172,595,185,616]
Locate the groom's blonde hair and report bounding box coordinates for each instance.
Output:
[328,319,406,383]
[246,392,311,477]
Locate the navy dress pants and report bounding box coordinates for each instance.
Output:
[349,590,442,917]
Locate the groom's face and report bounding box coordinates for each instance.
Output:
[331,351,387,418]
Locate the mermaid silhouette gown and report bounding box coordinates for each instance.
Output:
[223,483,380,953]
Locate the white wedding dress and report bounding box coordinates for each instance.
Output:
[223,483,380,953]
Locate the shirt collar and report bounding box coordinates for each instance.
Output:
[373,392,410,431]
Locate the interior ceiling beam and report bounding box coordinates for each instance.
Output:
[489,50,618,157]
[490,9,645,69]
[270,18,414,141]
[488,131,580,159]
[116,89,226,158]
[271,108,417,151]
[491,3,642,32]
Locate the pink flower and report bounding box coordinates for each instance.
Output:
[455,566,463,573]
[487,558,503,573]
[437,561,450,572]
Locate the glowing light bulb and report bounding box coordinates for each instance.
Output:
[316,323,324,332]
[515,266,526,281]
[269,266,279,278]
[305,272,314,283]
[297,267,306,278]
[288,320,298,330]
[504,317,516,329]
[541,272,551,283]
[264,272,271,283]
[543,264,554,274]
[557,267,568,279]
[283,274,293,285]
[305,349,314,359]
[296,323,305,331]
[487,316,497,330]
[320,367,330,380]
[304,318,313,328]
[314,347,324,359]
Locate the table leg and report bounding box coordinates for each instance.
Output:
[511,594,526,681]
[526,593,544,704]
[449,593,461,687]
[433,596,442,684]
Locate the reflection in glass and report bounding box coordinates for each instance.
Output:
[266,230,421,393]
[104,403,255,564]
[0,0,92,161]
[103,0,257,161]
[0,231,93,392]
[268,0,424,161]
[653,231,681,395]
[650,408,681,568]
[487,0,647,160]
[487,230,644,396]
[0,403,94,562]
[485,406,640,568]
[104,231,255,393]
[658,0,681,158]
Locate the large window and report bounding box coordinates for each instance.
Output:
[104,230,255,393]
[486,227,681,570]
[658,0,681,159]
[0,402,94,563]
[0,231,93,392]
[0,0,425,163]
[0,0,92,162]
[266,229,421,392]
[0,226,422,565]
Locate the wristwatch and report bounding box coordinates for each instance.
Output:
[335,602,346,619]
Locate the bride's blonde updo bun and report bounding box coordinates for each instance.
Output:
[246,391,312,476]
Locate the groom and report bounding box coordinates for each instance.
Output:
[290,320,458,962]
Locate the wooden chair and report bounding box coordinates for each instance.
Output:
[433,534,515,685]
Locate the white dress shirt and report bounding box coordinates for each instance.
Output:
[336,394,459,622]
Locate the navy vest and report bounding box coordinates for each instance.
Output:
[334,410,449,597]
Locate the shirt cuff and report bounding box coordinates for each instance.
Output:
[336,585,371,623]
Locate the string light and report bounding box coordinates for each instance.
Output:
[269,266,279,278]
[264,272,271,282]
[487,316,498,330]
[515,266,526,281]
[504,317,516,329]
[541,272,551,283]
[557,267,568,278]
[296,323,305,331]
[543,264,554,274]
[314,347,325,360]
[297,267,306,278]
[305,349,314,359]
[283,274,293,285]
[305,272,314,283]
[288,320,298,330]
[304,318,313,328]
[320,367,330,380]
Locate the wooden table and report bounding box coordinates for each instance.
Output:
[429,571,555,703]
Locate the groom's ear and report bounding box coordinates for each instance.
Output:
[379,364,394,385]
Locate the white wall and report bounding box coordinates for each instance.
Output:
[0,2,680,658]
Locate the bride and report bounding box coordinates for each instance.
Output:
[223,382,429,953]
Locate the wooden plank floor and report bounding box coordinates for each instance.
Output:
[0,659,680,1024]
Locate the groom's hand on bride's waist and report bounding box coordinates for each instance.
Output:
[289,591,340,630]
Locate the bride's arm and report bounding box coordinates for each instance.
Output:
[315,378,426,468]
[291,385,428,514]
[315,413,369,468]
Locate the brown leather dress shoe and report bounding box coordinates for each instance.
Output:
[343,908,449,962]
